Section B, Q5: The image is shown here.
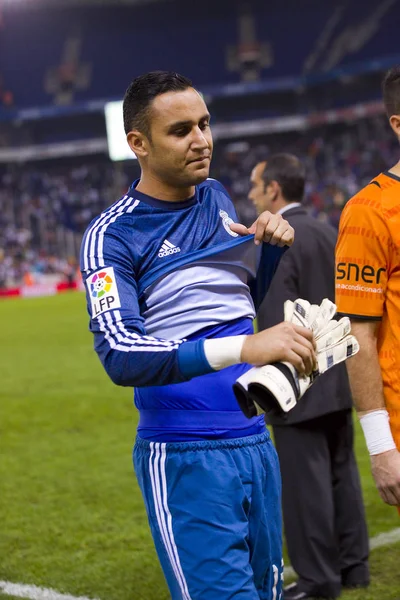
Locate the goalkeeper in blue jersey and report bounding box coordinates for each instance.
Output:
[80,71,316,600]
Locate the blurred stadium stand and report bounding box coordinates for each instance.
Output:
[1,0,400,107]
[1,0,400,292]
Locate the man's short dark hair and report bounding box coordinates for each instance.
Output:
[123,71,193,137]
[382,66,400,118]
[262,153,305,202]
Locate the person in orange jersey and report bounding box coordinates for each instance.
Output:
[336,66,400,508]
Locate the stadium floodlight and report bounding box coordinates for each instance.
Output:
[104,100,137,162]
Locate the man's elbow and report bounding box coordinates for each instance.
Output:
[107,368,132,387]
[101,352,158,388]
[101,352,135,387]
[96,347,187,388]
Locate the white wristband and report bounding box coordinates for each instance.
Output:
[359,409,396,456]
[203,335,246,371]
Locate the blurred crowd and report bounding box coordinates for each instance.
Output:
[0,114,398,289]
[214,114,397,226]
[0,161,131,289]
[0,75,13,109]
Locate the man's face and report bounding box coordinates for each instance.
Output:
[248,161,275,215]
[145,88,213,188]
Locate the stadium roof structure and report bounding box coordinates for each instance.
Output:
[3,0,170,8]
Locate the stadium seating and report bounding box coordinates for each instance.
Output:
[1,0,400,108]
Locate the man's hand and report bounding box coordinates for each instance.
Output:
[241,322,317,376]
[371,449,400,506]
[230,211,294,247]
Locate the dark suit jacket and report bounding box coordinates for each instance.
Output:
[258,205,353,425]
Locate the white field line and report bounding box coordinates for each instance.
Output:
[369,526,400,550]
[1,527,400,599]
[0,582,100,600]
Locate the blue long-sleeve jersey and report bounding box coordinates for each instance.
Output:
[80,178,286,441]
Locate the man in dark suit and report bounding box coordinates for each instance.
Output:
[248,154,370,600]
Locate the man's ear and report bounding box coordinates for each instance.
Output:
[389,114,400,138]
[268,179,281,201]
[126,130,149,159]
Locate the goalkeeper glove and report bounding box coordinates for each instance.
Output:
[234,298,359,418]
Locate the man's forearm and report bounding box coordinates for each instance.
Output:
[345,341,385,415]
[347,321,396,456]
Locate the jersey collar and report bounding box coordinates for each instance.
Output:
[129,178,198,210]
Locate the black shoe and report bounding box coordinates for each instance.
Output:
[341,565,370,589]
[283,582,338,600]
[342,578,369,590]
[343,581,369,590]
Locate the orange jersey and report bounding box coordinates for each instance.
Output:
[335,171,400,445]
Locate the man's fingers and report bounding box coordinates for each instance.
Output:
[229,222,250,236]
[387,484,400,506]
[267,221,293,246]
[277,223,295,247]
[254,213,279,245]
[293,339,315,375]
[292,324,315,344]
[280,323,316,375]
[290,346,311,375]
[379,486,399,506]
[291,325,318,373]
[378,488,390,505]
[238,212,294,246]
[372,452,400,507]
[250,212,274,245]
[286,350,306,376]
[247,221,257,234]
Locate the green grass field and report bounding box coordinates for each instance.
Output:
[0,292,399,600]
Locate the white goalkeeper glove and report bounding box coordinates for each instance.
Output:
[234,298,359,418]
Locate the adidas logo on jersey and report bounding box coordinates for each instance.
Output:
[158,239,181,258]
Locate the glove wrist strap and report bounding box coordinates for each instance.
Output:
[247,363,308,413]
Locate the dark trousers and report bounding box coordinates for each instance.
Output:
[273,409,369,598]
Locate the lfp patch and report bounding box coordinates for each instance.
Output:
[87,266,121,317]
